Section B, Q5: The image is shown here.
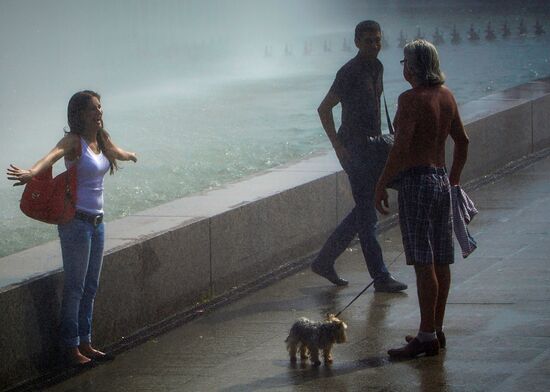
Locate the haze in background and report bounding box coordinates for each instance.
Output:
[1,0,549,257]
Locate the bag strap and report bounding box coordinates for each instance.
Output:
[383,91,394,135]
[76,137,82,160]
[66,137,82,192]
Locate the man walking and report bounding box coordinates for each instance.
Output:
[312,20,407,292]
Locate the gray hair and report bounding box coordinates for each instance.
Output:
[403,39,445,86]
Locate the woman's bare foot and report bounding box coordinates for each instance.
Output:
[79,343,115,361]
[65,347,92,366]
[79,343,104,358]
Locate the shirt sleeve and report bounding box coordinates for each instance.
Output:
[330,68,347,100]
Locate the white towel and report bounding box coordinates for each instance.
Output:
[451,186,478,258]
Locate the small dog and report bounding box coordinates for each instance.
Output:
[285,314,347,366]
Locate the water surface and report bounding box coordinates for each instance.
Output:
[1,0,549,257]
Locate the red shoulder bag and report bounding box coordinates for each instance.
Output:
[20,140,80,224]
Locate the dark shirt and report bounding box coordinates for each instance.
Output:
[331,55,383,148]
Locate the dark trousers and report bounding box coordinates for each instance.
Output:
[315,141,391,281]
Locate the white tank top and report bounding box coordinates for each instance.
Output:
[65,137,110,215]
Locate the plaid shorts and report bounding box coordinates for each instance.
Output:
[398,166,454,265]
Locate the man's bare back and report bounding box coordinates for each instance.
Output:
[394,85,461,170]
[374,40,468,214]
[375,84,468,203]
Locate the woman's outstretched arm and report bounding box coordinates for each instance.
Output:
[6,134,79,186]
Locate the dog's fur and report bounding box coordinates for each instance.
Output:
[285,314,347,366]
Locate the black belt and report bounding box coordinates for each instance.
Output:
[75,210,103,226]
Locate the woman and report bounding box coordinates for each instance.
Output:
[7,90,137,367]
[374,40,469,358]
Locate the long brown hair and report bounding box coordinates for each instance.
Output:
[67,90,118,174]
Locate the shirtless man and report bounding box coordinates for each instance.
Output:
[374,40,469,358]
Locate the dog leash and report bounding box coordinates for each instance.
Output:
[334,281,374,318]
[334,250,404,318]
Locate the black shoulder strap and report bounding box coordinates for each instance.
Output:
[383,91,394,135]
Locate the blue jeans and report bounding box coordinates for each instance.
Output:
[315,142,390,281]
[58,218,105,347]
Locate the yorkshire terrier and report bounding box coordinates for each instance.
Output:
[285,314,348,366]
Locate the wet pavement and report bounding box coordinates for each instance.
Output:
[42,152,550,392]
